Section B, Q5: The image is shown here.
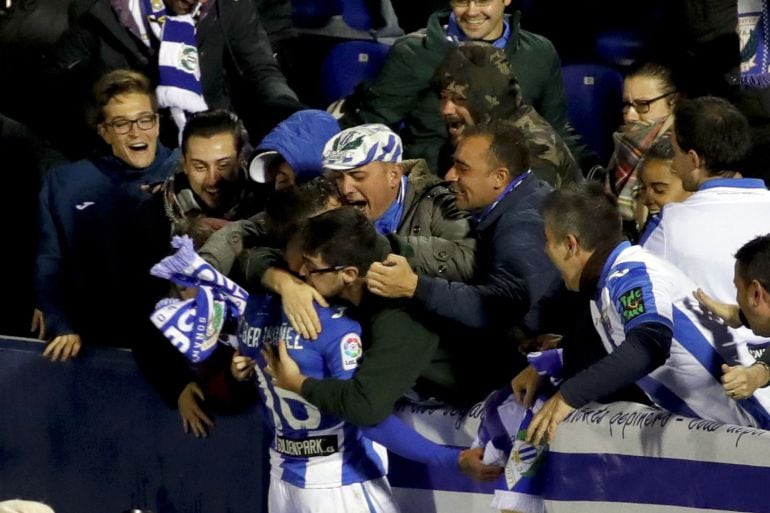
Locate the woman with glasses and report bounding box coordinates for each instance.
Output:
[606,62,678,239]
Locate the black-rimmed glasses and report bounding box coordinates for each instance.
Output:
[307,265,347,274]
[622,92,675,114]
[450,0,494,7]
[103,114,158,134]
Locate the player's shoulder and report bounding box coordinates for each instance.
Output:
[605,248,660,293]
[315,304,361,341]
[316,304,354,323]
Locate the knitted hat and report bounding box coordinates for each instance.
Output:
[322,124,402,171]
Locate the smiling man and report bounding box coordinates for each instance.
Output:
[321,123,475,282]
[34,69,179,361]
[340,0,586,174]
[130,108,268,438]
[365,121,560,390]
[50,0,301,158]
[434,43,582,188]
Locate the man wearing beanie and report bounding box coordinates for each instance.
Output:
[322,123,475,282]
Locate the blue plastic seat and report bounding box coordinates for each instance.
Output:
[342,0,375,31]
[292,0,341,29]
[320,40,391,105]
[595,30,647,68]
[561,64,624,163]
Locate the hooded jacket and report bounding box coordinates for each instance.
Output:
[253,109,340,184]
[435,43,583,188]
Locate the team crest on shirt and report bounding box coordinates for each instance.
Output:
[619,287,646,323]
[340,333,363,370]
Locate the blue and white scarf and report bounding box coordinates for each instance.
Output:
[739,0,770,87]
[472,169,531,225]
[373,175,408,234]
[138,0,208,132]
[150,236,248,363]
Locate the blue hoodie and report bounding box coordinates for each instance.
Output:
[254,109,340,183]
[35,146,179,342]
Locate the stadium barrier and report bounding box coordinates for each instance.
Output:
[4,338,769,513]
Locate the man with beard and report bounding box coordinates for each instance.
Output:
[435,42,583,187]
[130,108,267,438]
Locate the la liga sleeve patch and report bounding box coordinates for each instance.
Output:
[618,287,647,323]
[340,333,363,371]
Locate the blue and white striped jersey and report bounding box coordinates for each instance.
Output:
[592,242,770,429]
[238,293,387,488]
[641,178,770,365]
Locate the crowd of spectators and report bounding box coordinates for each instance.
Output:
[4,0,770,511]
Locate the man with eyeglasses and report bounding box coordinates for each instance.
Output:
[642,96,770,411]
[339,0,589,174]
[34,69,179,361]
[48,0,301,158]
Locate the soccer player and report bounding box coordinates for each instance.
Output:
[232,205,500,512]
[695,235,770,400]
[526,184,770,445]
[641,97,770,369]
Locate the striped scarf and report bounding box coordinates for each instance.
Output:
[150,236,247,363]
[135,0,209,132]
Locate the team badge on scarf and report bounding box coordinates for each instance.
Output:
[141,0,209,133]
[739,0,770,87]
[149,236,247,362]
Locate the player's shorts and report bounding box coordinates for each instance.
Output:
[268,475,401,513]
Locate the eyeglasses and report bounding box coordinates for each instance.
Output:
[622,92,675,114]
[306,264,347,274]
[450,0,495,7]
[103,114,158,134]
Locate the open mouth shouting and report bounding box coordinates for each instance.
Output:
[445,116,467,143]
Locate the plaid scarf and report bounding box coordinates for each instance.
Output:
[609,115,672,220]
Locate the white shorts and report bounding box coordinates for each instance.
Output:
[268,475,401,513]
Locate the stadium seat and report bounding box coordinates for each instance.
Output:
[293,0,403,41]
[292,0,341,29]
[594,30,647,68]
[320,40,391,105]
[561,64,624,163]
[342,0,375,31]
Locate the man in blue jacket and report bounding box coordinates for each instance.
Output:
[366,120,562,390]
[33,69,179,360]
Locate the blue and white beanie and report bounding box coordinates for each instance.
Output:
[322,123,402,171]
